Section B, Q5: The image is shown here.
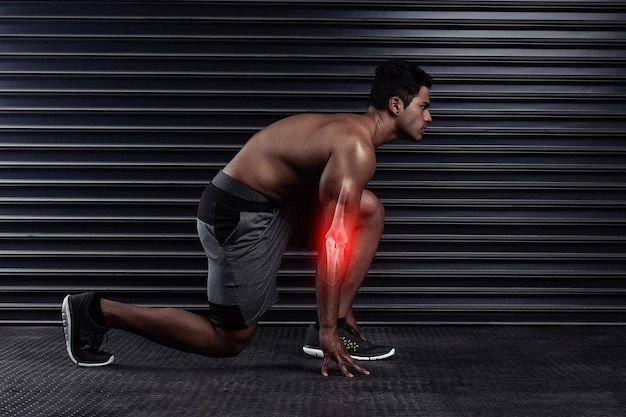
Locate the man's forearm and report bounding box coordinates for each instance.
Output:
[315,268,342,330]
[317,195,351,328]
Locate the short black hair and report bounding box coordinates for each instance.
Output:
[368,59,433,110]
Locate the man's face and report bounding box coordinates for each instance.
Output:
[396,87,432,141]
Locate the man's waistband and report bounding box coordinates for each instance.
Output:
[198,171,276,219]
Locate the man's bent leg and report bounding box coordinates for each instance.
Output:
[102,299,257,358]
[302,189,394,361]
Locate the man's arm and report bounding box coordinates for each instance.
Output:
[315,140,375,377]
[316,179,359,330]
[324,185,350,286]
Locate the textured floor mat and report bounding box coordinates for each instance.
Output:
[1,325,625,416]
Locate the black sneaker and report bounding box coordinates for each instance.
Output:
[302,322,395,361]
[62,293,114,367]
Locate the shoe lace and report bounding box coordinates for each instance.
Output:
[342,323,367,341]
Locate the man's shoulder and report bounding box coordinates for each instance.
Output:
[322,114,375,143]
[327,128,377,175]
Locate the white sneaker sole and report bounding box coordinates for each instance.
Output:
[302,345,396,361]
[62,295,114,367]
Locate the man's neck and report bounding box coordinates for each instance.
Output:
[363,107,400,148]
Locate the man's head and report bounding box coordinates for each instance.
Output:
[368,60,433,142]
[368,59,433,111]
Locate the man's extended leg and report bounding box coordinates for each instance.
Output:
[101,299,256,357]
[63,292,256,367]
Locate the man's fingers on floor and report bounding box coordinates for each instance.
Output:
[347,358,370,376]
[338,360,354,378]
[321,356,330,377]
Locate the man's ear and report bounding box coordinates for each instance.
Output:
[388,96,402,116]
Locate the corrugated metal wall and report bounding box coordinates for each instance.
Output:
[1,1,625,325]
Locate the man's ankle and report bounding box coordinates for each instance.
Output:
[88,295,108,328]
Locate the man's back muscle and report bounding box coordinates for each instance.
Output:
[223,113,376,201]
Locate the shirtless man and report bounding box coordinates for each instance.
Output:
[62,59,433,378]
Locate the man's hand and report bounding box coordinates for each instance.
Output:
[319,327,370,378]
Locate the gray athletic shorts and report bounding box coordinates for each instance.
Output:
[196,171,292,330]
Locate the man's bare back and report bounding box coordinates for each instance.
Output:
[223,112,378,202]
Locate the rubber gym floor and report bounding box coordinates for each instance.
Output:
[1,325,625,416]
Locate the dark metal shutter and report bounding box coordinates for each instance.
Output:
[1,1,624,325]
